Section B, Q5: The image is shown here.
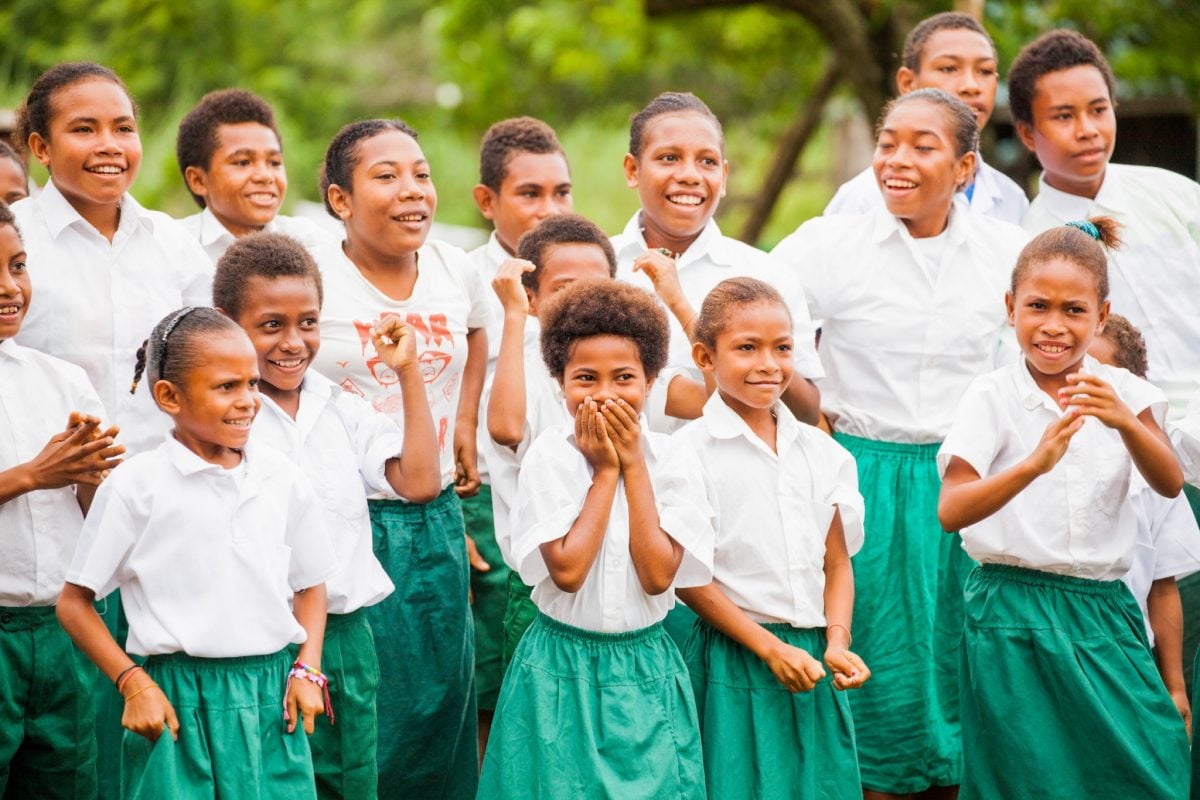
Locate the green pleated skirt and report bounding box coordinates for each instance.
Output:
[501,570,536,669]
[833,432,971,793]
[462,485,510,711]
[685,620,859,800]
[478,613,706,799]
[961,564,1189,800]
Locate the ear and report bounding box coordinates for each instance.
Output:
[183,165,210,199]
[472,183,496,219]
[692,340,715,373]
[524,286,539,316]
[623,153,639,189]
[896,66,919,94]
[26,132,52,169]
[1004,290,1016,326]
[954,150,977,192]
[719,159,729,199]
[1096,299,1111,333]
[326,184,352,221]
[153,379,183,417]
[1016,120,1037,154]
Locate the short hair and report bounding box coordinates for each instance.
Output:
[1008,30,1116,127]
[130,307,243,395]
[628,92,724,159]
[176,89,282,209]
[539,279,669,381]
[0,199,20,236]
[0,141,28,180]
[515,214,616,292]
[694,277,790,350]
[1011,216,1121,301]
[878,88,980,158]
[212,232,324,319]
[478,117,566,192]
[1097,313,1148,378]
[16,63,137,152]
[319,119,419,217]
[901,12,995,72]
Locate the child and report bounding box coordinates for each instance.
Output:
[175,88,334,264]
[0,141,30,205]
[938,218,1190,798]
[312,118,488,799]
[55,307,338,799]
[614,91,823,429]
[213,232,441,799]
[772,88,1027,800]
[673,277,869,799]
[826,12,1028,223]
[1012,30,1200,421]
[477,278,711,799]
[0,200,124,798]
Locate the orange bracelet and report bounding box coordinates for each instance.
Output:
[116,665,143,694]
[123,683,157,702]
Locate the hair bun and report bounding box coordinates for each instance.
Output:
[1065,216,1122,250]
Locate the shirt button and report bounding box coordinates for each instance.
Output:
[0,613,11,624]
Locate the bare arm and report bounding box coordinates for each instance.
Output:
[663,374,710,422]
[453,327,488,498]
[372,319,442,503]
[0,417,123,506]
[821,508,869,689]
[488,316,532,448]
[1148,577,1190,733]
[285,583,328,735]
[782,378,821,426]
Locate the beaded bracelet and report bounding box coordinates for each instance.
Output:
[285,661,335,724]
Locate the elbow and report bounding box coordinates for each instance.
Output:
[408,479,442,505]
[936,500,961,534]
[548,568,586,594]
[637,568,675,597]
[488,421,524,450]
[1157,474,1184,499]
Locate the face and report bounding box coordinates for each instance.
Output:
[1006,256,1109,390]
[873,100,974,237]
[0,224,30,340]
[697,301,794,417]
[477,151,572,253]
[1017,65,1116,199]
[232,275,321,399]
[0,158,28,205]
[899,28,998,128]
[27,77,141,213]
[624,111,727,246]
[1086,334,1118,368]
[329,129,436,258]
[559,334,650,417]
[528,242,613,316]
[187,122,286,237]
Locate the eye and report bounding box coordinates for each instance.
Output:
[979,67,996,78]
[1027,301,1046,310]
[1054,112,1072,121]
[658,154,678,163]
[117,123,137,133]
[71,125,93,134]
[915,145,933,152]
[520,190,539,199]
[10,261,25,272]
[701,157,720,167]
[777,343,792,352]
[249,378,260,389]
[269,158,283,167]
[416,170,432,180]
[939,65,957,73]
[301,318,319,328]
[219,382,234,391]
[233,159,251,167]
[738,343,755,351]
[375,172,396,181]
[262,320,281,330]
[556,188,571,197]
[617,372,636,381]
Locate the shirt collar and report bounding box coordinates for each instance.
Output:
[0,338,30,362]
[37,179,153,240]
[613,211,728,268]
[1013,354,1104,411]
[868,202,968,247]
[484,230,511,269]
[197,207,236,248]
[699,391,801,454]
[1034,166,1129,221]
[163,431,258,478]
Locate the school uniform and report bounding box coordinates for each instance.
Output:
[252,370,402,800]
[0,340,104,799]
[771,205,1027,793]
[66,435,337,800]
[178,206,337,264]
[938,356,1190,800]
[673,393,864,799]
[825,153,1029,224]
[1172,388,1200,487]
[312,237,489,799]
[477,421,712,799]
[1022,164,1200,420]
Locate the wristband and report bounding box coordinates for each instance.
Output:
[826,623,852,647]
[115,664,143,694]
[285,661,335,723]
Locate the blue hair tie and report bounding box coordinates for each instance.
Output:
[1065,220,1100,240]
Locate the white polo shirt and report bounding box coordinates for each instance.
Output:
[12,181,213,455]
[1022,164,1200,420]
[0,339,104,607]
[67,435,337,657]
[178,206,336,265]
[251,370,399,615]
[773,206,1027,443]
[671,393,864,628]
[938,356,1166,580]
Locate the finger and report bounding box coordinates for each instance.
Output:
[303,706,316,735]
[286,691,298,734]
[610,398,638,429]
[466,535,491,572]
[598,403,628,436]
[166,704,180,741]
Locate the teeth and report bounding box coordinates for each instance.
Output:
[668,195,703,206]
[270,358,304,368]
[395,214,424,222]
[248,193,275,201]
[885,179,917,189]
[0,305,18,314]
[225,419,252,428]
[1038,344,1067,353]
[88,165,122,174]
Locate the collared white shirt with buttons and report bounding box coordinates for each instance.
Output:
[0,339,104,607]
[937,356,1166,580]
[671,393,864,628]
[251,369,398,615]
[67,435,337,657]
[178,206,337,265]
[825,153,1029,225]
[12,181,213,455]
[1022,164,1200,421]
[773,206,1027,444]
[1170,388,1200,486]
[510,421,713,633]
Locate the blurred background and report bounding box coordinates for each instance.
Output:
[2,0,1197,248]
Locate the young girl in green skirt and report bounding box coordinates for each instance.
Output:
[938,218,1191,799]
[675,277,870,799]
[477,278,711,799]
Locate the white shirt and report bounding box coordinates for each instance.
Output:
[312,239,491,492]
[1170,389,1200,486]
[773,206,1027,443]
[825,153,1029,224]
[511,422,713,632]
[1022,164,1200,420]
[671,394,864,627]
[937,357,1166,580]
[12,181,213,455]
[251,370,398,614]
[178,207,337,265]
[0,339,104,606]
[67,436,337,657]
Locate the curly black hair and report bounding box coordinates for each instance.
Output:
[212,231,323,319]
[15,63,136,153]
[1008,30,1116,127]
[175,88,282,209]
[478,117,566,192]
[628,91,723,159]
[539,279,668,380]
[1096,313,1147,379]
[515,214,616,292]
[319,119,418,217]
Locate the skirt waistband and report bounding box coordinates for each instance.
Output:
[324,606,368,631]
[368,484,459,519]
[144,648,291,671]
[0,604,58,631]
[976,563,1126,596]
[832,432,942,459]
[534,612,665,646]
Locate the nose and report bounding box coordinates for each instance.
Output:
[397,174,425,201]
[959,70,980,95]
[96,125,123,155]
[674,157,701,184]
[0,265,17,296]
[886,143,912,167]
[278,325,303,353]
[1077,113,1099,140]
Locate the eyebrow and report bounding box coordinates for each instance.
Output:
[227,147,281,157]
[65,115,135,125]
[1048,98,1108,110]
[369,159,429,168]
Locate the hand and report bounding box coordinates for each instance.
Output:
[28,416,125,489]
[121,674,179,743]
[1026,410,1085,475]
[824,645,870,690]
[371,318,419,372]
[574,397,619,474]
[492,259,534,316]
[762,640,826,693]
[632,249,686,309]
[598,398,644,467]
[1170,688,1191,737]
[453,425,481,499]
[1058,373,1137,432]
[284,676,325,735]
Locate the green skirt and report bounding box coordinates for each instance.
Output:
[367,487,477,800]
[833,432,970,793]
[501,570,536,669]
[478,614,706,799]
[961,564,1189,800]
[685,620,859,800]
[662,603,699,655]
[94,592,129,800]
[462,485,510,711]
[122,649,314,800]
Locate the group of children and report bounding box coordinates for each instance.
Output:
[3,10,1200,800]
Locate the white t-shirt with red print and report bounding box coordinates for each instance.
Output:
[312,239,492,496]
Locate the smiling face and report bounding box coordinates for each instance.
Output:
[900,28,997,129]
[624,110,727,253]
[1017,65,1116,199]
[478,151,572,254]
[232,275,321,404]
[529,242,614,317]
[187,122,286,237]
[0,157,28,205]
[696,301,794,418]
[559,334,650,417]
[0,224,30,341]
